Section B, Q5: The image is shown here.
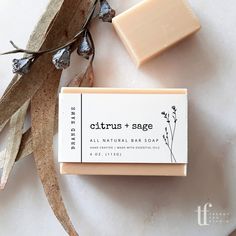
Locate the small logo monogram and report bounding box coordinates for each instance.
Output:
[195,202,230,226]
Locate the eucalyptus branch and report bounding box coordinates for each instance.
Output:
[0,0,115,75]
[1,32,82,56]
[1,1,97,57]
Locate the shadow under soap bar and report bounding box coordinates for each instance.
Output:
[112,0,201,66]
[59,88,188,176]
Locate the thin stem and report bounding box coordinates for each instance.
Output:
[165,132,172,163]
[83,0,98,29]
[162,111,177,163]
[10,41,20,50]
[87,30,95,63]
[171,114,177,161]
[167,114,176,162]
[164,142,176,163]
[1,31,84,57]
[167,117,173,145]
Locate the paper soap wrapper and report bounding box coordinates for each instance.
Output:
[58,88,188,176]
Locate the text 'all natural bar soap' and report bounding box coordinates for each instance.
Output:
[58,88,188,176]
[112,0,201,66]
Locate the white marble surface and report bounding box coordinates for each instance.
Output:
[0,0,236,235]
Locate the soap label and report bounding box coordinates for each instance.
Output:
[58,93,188,164]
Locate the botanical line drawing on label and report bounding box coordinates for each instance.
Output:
[161,106,177,163]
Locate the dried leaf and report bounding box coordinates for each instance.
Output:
[229,229,236,236]
[0,101,29,189]
[0,0,93,234]
[1,74,19,98]
[0,121,8,134]
[4,67,93,165]
[15,128,33,162]
[16,103,58,162]
[0,0,95,235]
[0,75,20,134]
[15,63,92,162]
[0,0,63,186]
[27,0,64,51]
[0,0,92,128]
[67,74,83,87]
[31,68,78,236]
[70,63,94,87]
[0,149,6,169]
[0,80,28,189]
[14,64,94,164]
[15,65,93,163]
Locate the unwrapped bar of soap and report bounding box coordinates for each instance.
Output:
[112,0,201,66]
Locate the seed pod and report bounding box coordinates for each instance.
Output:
[12,57,34,75]
[99,0,116,23]
[52,47,71,70]
[77,31,93,59]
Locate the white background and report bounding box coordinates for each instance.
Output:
[0,0,235,235]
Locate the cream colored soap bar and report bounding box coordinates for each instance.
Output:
[112,0,201,66]
[59,88,188,176]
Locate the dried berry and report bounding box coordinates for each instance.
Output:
[77,31,93,59]
[99,0,116,23]
[52,47,71,70]
[12,57,34,75]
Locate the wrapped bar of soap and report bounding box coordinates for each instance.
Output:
[112,0,201,66]
[58,87,188,176]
